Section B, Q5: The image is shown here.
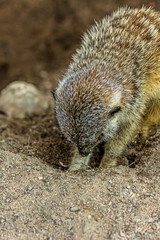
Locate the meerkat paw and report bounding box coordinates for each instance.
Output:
[99,158,118,168]
[68,154,91,171]
[68,163,88,172]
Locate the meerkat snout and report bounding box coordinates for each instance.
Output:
[78,146,91,156]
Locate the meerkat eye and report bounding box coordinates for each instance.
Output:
[109,106,121,117]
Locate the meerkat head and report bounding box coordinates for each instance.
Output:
[54,71,125,156]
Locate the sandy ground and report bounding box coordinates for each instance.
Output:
[0,111,160,240]
[0,0,160,239]
[0,150,160,240]
[0,148,160,239]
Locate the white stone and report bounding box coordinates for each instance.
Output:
[0,81,49,119]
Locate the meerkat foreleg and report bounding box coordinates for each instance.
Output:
[139,99,160,140]
[100,121,138,168]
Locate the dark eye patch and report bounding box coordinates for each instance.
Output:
[109,106,121,117]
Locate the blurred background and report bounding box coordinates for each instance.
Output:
[0,0,159,91]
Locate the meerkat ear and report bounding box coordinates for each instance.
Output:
[51,90,56,100]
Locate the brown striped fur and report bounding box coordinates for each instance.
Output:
[54,7,160,171]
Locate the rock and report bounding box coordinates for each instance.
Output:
[70,206,79,212]
[0,81,49,119]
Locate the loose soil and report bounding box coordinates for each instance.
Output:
[0,0,160,239]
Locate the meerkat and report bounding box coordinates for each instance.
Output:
[54,6,160,171]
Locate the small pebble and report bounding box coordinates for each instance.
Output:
[38,176,43,180]
[130,218,137,223]
[151,224,157,230]
[66,218,71,223]
[70,206,79,212]
[151,212,157,218]
[119,231,126,237]
[0,218,5,223]
[27,186,33,191]
[13,212,19,218]
[26,167,31,171]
